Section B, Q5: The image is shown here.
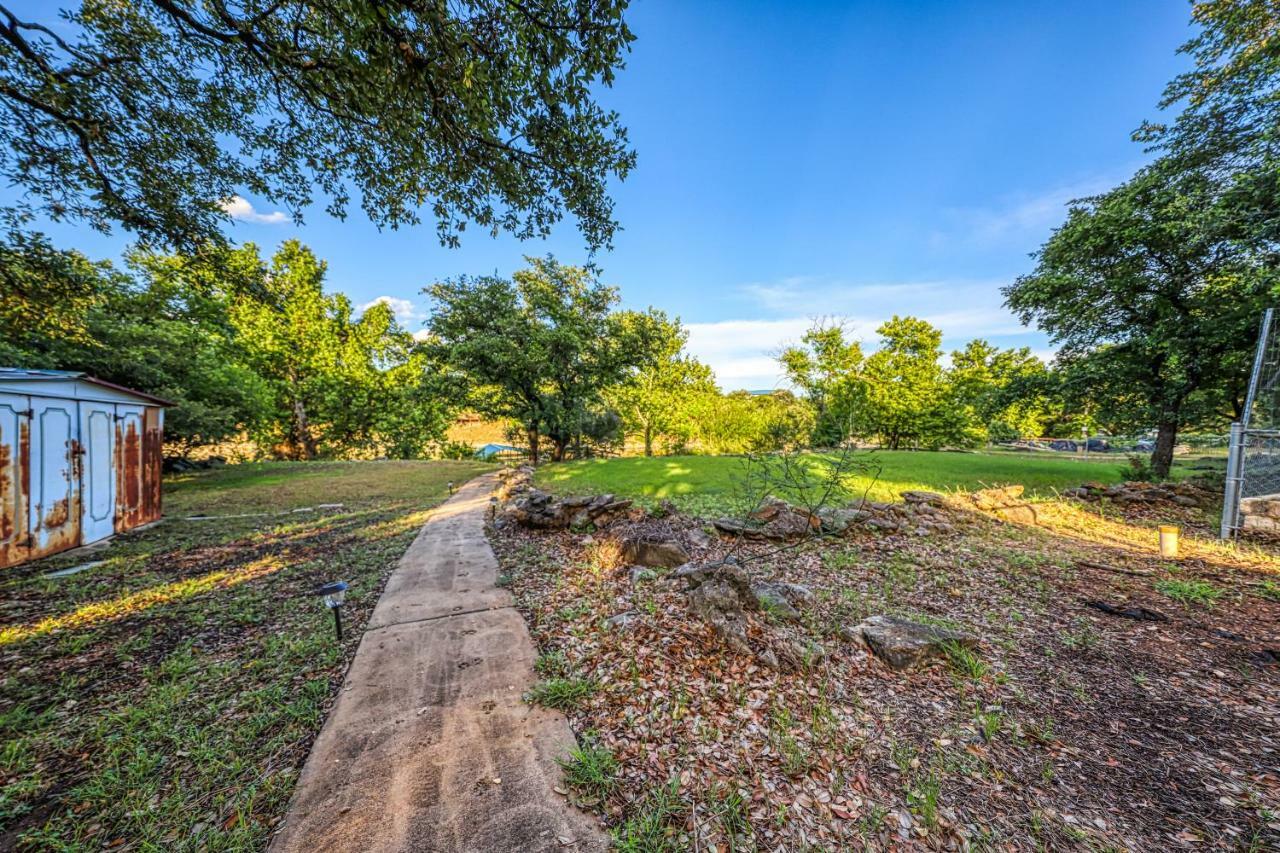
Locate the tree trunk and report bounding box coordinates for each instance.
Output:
[527,427,540,465]
[552,437,568,462]
[292,396,316,460]
[1151,418,1179,480]
[644,425,653,457]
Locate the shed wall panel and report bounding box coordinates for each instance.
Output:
[0,394,30,569]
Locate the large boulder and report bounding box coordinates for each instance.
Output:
[621,536,690,568]
[854,615,977,671]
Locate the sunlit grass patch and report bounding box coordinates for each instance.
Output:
[0,556,284,646]
[942,641,989,680]
[613,779,688,853]
[535,450,1189,514]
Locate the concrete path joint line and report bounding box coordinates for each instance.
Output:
[365,602,516,633]
[270,472,608,853]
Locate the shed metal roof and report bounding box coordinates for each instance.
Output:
[0,368,174,406]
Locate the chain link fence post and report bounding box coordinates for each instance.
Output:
[1221,421,1245,540]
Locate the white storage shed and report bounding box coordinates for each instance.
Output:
[0,369,170,568]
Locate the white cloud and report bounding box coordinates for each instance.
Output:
[683,276,1052,390]
[412,329,433,343]
[934,175,1120,248]
[735,276,1026,335]
[358,295,423,326]
[220,195,290,225]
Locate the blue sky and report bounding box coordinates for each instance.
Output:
[18,0,1193,389]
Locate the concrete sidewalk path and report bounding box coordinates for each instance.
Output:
[270,473,608,853]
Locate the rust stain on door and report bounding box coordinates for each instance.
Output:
[141,407,163,524]
[115,412,160,532]
[0,418,29,570]
[29,435,81,561]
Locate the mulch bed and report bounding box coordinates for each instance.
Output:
[491,498,1280,850]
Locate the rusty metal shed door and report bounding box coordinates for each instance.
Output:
[27,397,80,560]
[113,404,146,532]
[80,400,116,544]
[0,393,30,569]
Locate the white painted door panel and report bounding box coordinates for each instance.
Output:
[28,398,79,557]
[80,401,116,544]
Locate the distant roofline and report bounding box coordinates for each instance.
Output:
[0,368,175,407]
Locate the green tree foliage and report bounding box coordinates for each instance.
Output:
[1005,161,1277,477]
[229,241,446,459]
[607,310,716,455]
[777,322,863,445]
[0,0,635,250]
[949,340,1052,441]
[684,390,813,455]
[0,231,108,353]
[0,238,272,450]
[857,316,979,450]
[1136,0,1280,249]
[426,256,659,463]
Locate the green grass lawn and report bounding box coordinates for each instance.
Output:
[535,450,1203,516]
[0,460,490,850]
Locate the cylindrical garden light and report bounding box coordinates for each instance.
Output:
[312,581,349,642]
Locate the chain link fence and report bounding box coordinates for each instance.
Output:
[1222,308,1280,538]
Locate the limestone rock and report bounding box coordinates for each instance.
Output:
[628,566,658,586]
[687,527,715,550]
[687,576,751,654]
[902,490,945,505]
[604,611,641,631]
[817,506,867,534]
[751,583,802,621]
[621,536,690,568]
[505,488,632,530]
[855,615,977,671]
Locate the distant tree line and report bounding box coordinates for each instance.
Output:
[2,238,450,460]
[0,238,1261,464]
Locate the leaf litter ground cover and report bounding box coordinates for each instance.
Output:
[0,460,490,850]
[492,486,1280,850]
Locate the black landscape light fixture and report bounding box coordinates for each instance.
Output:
[448,481,456,495]
[312,581,349,642]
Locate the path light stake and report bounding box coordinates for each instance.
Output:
[1159,525,1180,559]
[312,581,349,642]
[448,481,455,496]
